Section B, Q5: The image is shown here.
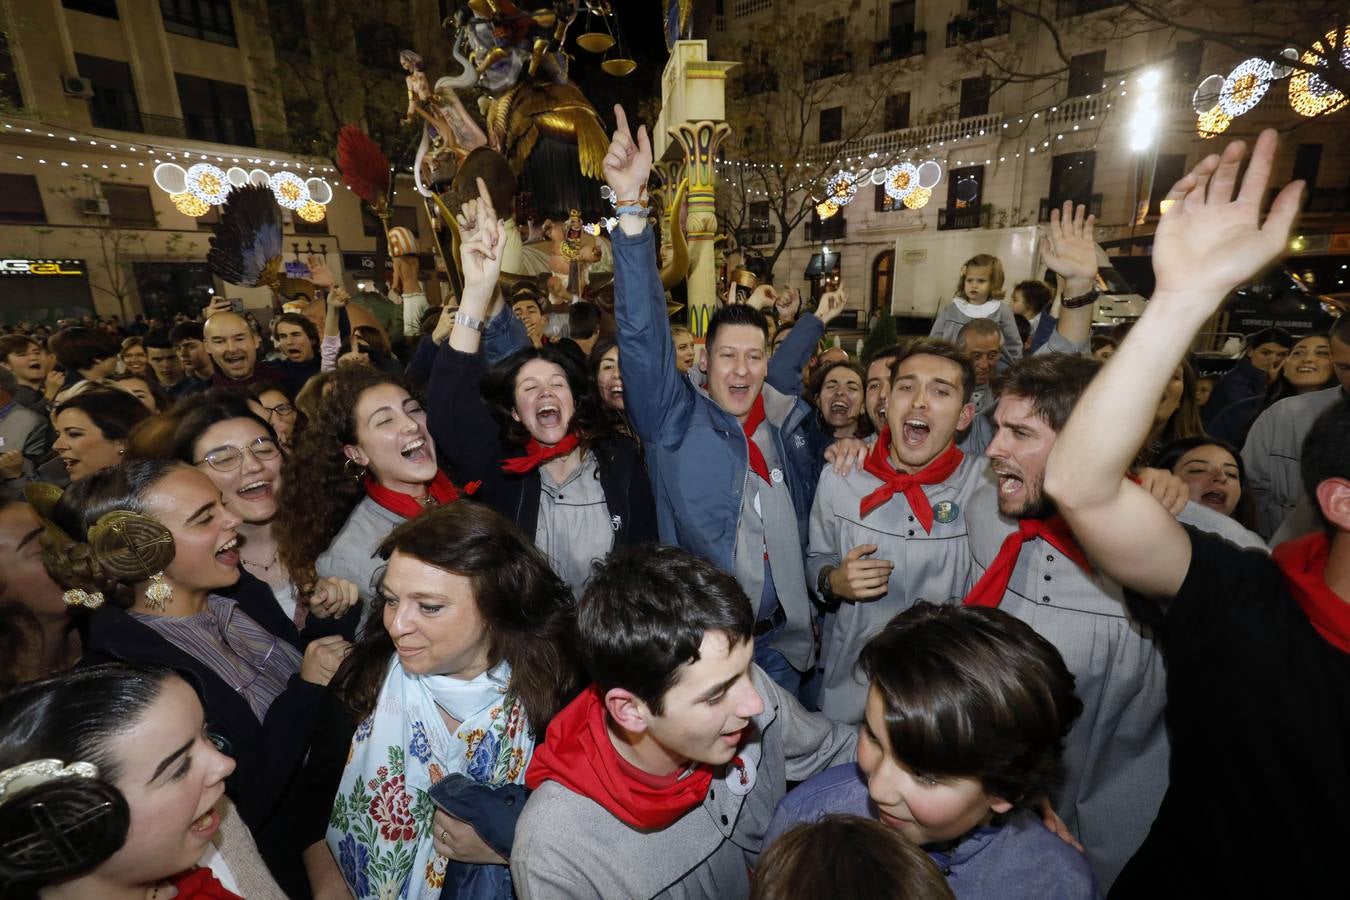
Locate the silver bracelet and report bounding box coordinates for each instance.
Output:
[454,311,485,333]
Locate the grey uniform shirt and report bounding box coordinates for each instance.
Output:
[963,478,1265,890]
[511,666,857,900]
[536,450,614,598]
[1242,386,1345,539]
[316,496,405,636]
[806,449,990,723]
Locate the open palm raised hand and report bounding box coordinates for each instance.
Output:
[1041,201,1098,288]
[1152,129,1303,302]
[603,104,653,204]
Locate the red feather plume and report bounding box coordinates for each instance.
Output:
[337,125,391,206]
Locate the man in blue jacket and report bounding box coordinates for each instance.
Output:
[607,105,848,695]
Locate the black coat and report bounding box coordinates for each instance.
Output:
[428,343,659,548]
[78,568,348,898]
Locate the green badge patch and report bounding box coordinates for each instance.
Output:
[933,500,960,524]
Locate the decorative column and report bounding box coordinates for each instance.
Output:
[670,121,730,336]
[651,157,688,277]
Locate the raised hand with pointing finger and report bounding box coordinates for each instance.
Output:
[603,105,652,235]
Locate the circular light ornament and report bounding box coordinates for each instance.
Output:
[1219,58,1272,117]
[226,166,250,188]
[1289,28,1350,118]
[1270,47,1300,80]
[869,167,888,186]
[296,200,326,223]
[826,171,857,206]
[305,177,333,205]
[884,163,919,201]
[1196,105,1232,139]
[915,160,943,190]
[247,169,271,187]
[185,163,229,205]
[170,192,211,217]
[815,199,840,220]
[902,186,931,210]
[269,171,309,210]
[1192,74,1225,114]
[153,162,188,194]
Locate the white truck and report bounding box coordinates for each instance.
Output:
[888,226,1146,329]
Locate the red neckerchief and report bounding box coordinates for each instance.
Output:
[741,394,771,483]
[858,430,964,531]
[964,516,1093,608]
[526,685,715,831]
[362,470,468,519]
[1272,532,1350,654]
[500,434,580,475]
[169,868,242,900]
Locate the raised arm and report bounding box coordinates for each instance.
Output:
[606,104,694,444]
[1044,131,1303,597]
[767,288,847,396]
[1038,202,1101,354]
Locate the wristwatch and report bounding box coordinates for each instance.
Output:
[454,311,485,333]
[1060,287,1100,310]
[815,565,840,612]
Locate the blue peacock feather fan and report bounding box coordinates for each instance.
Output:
[207,184,283,289]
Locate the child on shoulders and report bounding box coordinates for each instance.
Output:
[930,254,1022,366]
[764,602,1097,900]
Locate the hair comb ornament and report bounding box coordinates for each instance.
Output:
[0,759,99,804]
[61,588,105,610]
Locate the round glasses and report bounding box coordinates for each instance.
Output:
[261,402,295,420]
[196,437,282,472]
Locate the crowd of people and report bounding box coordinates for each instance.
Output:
[0,112,1345,900]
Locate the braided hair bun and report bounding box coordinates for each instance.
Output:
[87,512,176,584]
[0,779,130,896]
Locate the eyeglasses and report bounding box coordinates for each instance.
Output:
[261,402,295,420]
[196,437,281,472]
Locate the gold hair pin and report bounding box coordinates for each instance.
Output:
[0,759,99,803]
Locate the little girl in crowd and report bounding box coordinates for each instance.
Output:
[929,254,1023,366]
[762,603,1097,899]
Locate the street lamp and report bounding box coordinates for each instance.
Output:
[1128,68,1164,238]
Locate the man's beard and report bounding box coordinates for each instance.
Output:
[999,470,1057,520]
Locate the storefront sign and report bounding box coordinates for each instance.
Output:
[0,258,87,276]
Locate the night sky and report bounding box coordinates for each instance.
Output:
[568,3,671,132]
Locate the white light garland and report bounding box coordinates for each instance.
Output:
[884,162,918,200]
[186,163,230,205]
[1218,58,1272,117]
[826,171,858,206]
[269,171,309,210]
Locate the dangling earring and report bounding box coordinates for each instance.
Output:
[343,457,368,481]
[144,572,173,611]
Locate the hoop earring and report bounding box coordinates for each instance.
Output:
[144,572,173,611]
[343,458,368,481]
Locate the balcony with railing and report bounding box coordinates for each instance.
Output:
[805,111,1003,165]
[738,226,778,247]
[731,0,774,18]
[946,9,1012,47]
[1039,193,1102,222]
[871,29,927,65]
[805,55,854,81]
[1044,94,1105,127]
[938,207,985,230]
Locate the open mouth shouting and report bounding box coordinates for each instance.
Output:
[992,464,1026,503]
[236,479,274,503]
[400,437,431,464]
[605,384,625,409]
[900,418,931,448]
[215,535,240,567]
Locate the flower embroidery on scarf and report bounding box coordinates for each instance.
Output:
[368,774,416,842]
[337,833,371,897]
[428,763,445,784]
[465,728,501,783]
[407,721,432,764]
[354,717,374,744]
[424,855,446,890]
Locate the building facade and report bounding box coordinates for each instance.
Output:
[709,0,1350,324]
[0,0,438,325]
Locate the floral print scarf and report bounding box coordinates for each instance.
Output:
[327,659,534,899]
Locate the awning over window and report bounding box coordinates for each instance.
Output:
[804,251,840,278]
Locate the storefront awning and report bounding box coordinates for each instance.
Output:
[804,250,840,278]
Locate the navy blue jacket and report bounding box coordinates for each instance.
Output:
[612,226,822,570]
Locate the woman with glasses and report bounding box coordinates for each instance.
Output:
[162,393,359,630]
[28,459,353,896]
[246,383,302,450]
[276,366,472,636]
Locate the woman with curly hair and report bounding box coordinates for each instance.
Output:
[0,663,286,899]
[276,366,469,631]
[28,460,351,896]
[426,188,656,597]
[324,503,582,900]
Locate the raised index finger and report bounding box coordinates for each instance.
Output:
[613,103,630,138]
[476,176,496,222]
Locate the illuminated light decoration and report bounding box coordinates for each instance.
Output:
[295,200,327,223]
[153,162,188,194]
[170,192,211,217]
[226,166,250,188]
[1192,74,1225,114]
[869,167,888,186]
[1289,28,1350,118]
[902,186,931,210]
[269,171,309,210]
[1218,58,1272,117]
[826,172,857,206]
[248,169,271,188]
[1195,104,1232,139]
[305,177,333,205]
[185,163,229,205]
[915,160,942,190]
[884,163,918,201]
[816,199,840,220]
[1270,47,1300,80]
